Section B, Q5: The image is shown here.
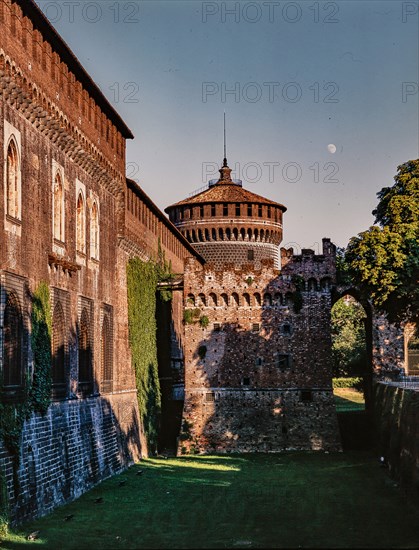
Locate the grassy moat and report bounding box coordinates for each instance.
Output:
[4,388,418,549]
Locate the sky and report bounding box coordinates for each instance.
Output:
[34,0,418,251]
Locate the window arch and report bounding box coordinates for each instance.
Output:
[308,278,318,292]
[221,293,228,307]
[53,171,65,241]
[78,308,93,394]
[187,294,195,306]
[6,138,20,219]
[90,201,100,259]
[209,293,218,307]
[231,292,239,306]
[243,293,251,307]
[197,293,206,307]
[76,191,86,253]
[3,292,23,388]
[254,293,261,306]
[101,315,113,392]
[52,302,66,390]
[263,293,272,307]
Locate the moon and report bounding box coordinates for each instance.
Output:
[327,143,337,154]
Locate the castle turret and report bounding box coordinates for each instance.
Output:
[165,159,286,269]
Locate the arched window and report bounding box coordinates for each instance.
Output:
[186,294,195,306]
[221,293,228,307]
[53,171,65,241]
[240,228,245,241]
[254,293,261,306]
[78,308,93,394]
[308,278,318,292]
[90,201,99,259]
[209,293,218,307]
[197,293,206,307]
[231,292,239,306]
[3,293,22,388]
[321,277,332,291]
[243,293,251,307]
[76,191,86,253]
[52,302,66,390]
[212,228,217,240]
[274,292,283,306]
[218,228,224,240]
[101,315,113,392]
[263,293,272,307]
[226,228,231,240]
[233,228,238,241]
[6,139,20,219]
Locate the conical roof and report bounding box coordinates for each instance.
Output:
[165,160,287,212]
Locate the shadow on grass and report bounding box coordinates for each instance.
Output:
[4,453,419,549]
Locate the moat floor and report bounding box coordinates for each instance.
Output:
[4,452,419,549]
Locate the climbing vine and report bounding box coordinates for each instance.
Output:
[127,258,162,453]
[0,282,52,532]
[0,282,52,457]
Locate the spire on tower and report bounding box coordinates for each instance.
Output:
[223,111,227,167]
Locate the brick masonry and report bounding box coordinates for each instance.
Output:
[178,241,342,453]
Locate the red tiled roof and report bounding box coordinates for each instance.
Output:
[165,182,286,211]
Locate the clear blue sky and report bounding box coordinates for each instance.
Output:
[35,0,418,251]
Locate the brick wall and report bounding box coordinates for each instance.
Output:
[179,241,341,453]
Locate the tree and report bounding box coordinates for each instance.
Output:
[331,297,367,377]
[346,159,419,324]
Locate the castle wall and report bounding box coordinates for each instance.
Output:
[0,0,197,523]
[179,241,341,453]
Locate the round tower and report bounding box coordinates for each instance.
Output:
[165,158,287,269]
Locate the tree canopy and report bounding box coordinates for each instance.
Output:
[345,159,419,324]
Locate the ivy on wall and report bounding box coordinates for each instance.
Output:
[0,282,52,531]
[127,258,162,454]
[0,282,52,457]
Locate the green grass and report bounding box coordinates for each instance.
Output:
[334,387,365,412]
[3,452,419,549]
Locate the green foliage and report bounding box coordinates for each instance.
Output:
[331,297,367,377]
[30,282,52,414]
[183,310,195,324]
[127,258,161,453]
[197,345,207,359]
[155,239,175,302]
[346,159,419,324]
[292,274,305,291]
[336,247,353,285]
[0,283,52,457]
[246,276,254,286]
[199,316,209,329]
[332,377,363,389]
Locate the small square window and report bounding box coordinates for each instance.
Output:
[206,392,215,402]
[282,324,291,335]
[243,377,250,386]
[301,390,313,403]
[252,323,260,333]
[255,357,263,366]
[277,354,291,369]
[213,323,221,332]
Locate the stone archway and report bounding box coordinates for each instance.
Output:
[332,287,373,410]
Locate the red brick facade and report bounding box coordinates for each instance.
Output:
[0,0,198,522]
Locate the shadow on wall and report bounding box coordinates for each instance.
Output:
[0,287,142,524]
[179,273,341,454]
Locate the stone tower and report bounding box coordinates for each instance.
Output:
[166,158,342,454]
[165,159,286,269]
